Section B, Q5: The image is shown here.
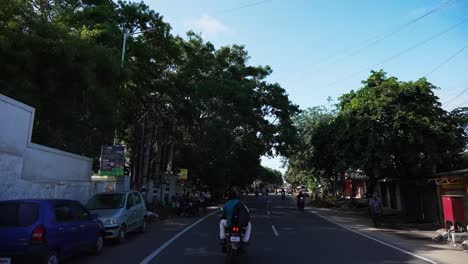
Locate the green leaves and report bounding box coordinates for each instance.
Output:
[0,1,298,190]
[170,34,297,189]
[287,70,467,187]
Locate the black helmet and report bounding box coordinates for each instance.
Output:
[227,191,237,200]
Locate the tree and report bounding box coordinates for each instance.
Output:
[286,70,468,198]
[0,1,299,193]
[168,33,298,191]
[0,0,124,159]
[336,70,465,182]
[285,105,339,188]
[258,166,283,185]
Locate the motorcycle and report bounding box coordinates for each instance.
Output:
[281,192,286,200]
[186,201,200,217]
[223,225,246,256]
[297,197,305,210]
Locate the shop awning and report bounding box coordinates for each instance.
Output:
[428,168,468,185]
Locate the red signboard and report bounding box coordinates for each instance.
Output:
[441,195,465,230]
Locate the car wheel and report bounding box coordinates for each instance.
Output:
[139,220,146,233]
[92,235,104,255]
[117,226,126,244]
[44,251,59,264]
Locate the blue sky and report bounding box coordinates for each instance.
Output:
[146,0,468,172]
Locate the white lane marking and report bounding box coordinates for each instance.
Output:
[139,210,219,264]
[267,210,270,216]
[271,225,279,237]
[310,211,437,264]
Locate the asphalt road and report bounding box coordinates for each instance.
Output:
[71,195,429,264]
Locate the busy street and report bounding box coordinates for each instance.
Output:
[70,194,429,264]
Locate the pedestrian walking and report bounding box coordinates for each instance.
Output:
[200,191,207,213]
[370,192,382,228]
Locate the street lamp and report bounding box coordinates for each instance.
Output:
[121,28,158,67]
[114,28,158,145]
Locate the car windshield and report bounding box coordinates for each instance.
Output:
[86,194,125,210]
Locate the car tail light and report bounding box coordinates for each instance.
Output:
[232,227,239,232]
[31,225,46,243]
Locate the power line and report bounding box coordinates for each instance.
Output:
[441,86,468,102]
[424,44,468,77]
[312,0,456,70]
[328,17,468,88]
[454,99,468,108]
[444,87,468,107]
[440,86,468,105]
[220,0,272,14]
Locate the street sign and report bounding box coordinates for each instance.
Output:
[99,145,125,176]
[179,169,188,180]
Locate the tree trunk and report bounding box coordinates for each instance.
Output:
[142,117,155,183]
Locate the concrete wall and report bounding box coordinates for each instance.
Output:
[0,94,94,203]
[23,143,92,182]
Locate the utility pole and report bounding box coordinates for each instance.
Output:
[119,28,156,192]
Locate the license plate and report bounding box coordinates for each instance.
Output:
[0,258,11,264]
[230,236,240,242]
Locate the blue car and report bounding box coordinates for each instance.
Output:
[0,199,104,264]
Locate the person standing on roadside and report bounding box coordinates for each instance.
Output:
[200,191,207,213]
[370,192,383,227]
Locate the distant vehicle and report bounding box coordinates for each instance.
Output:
[297,196,305,210]
[301,189,311,197]
[86,191,146,243]
[0,199,104,264]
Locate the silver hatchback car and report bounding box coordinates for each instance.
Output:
[86,191,147,243]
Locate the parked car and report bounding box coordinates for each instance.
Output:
[86,191,147,243]
[0,199,104,264]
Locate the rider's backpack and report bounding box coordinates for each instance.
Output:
[232,201,250,227]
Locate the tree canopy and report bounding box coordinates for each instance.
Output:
[0,0,298,191]
[286,70,468,191]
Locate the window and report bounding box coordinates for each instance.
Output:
[18,203,39,226]
[0,202,39,227]
[72,204,90,221]
[126,194,135,209]
[54,205,74,222]
[86,193,125,210]
[133,192,142,205]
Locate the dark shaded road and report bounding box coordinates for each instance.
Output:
[73,195,430,264]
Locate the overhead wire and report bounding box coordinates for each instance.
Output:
[441,86,468,101]
[311,0,456,70]
[219,0,272,14]
[443,87,468,107]
[424,44,468,77]
[327,17,468,89]
[454,100,468,108]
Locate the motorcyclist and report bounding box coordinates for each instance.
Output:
[281,188,286,199]
[219,191,252,245]
[297,190,304,199]
[297,191,304,208]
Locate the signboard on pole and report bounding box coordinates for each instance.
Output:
[179,169,188,180]
[99,145,125,176]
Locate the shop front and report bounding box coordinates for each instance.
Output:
[430,169,468,227]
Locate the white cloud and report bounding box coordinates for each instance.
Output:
[188,14,231,37]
